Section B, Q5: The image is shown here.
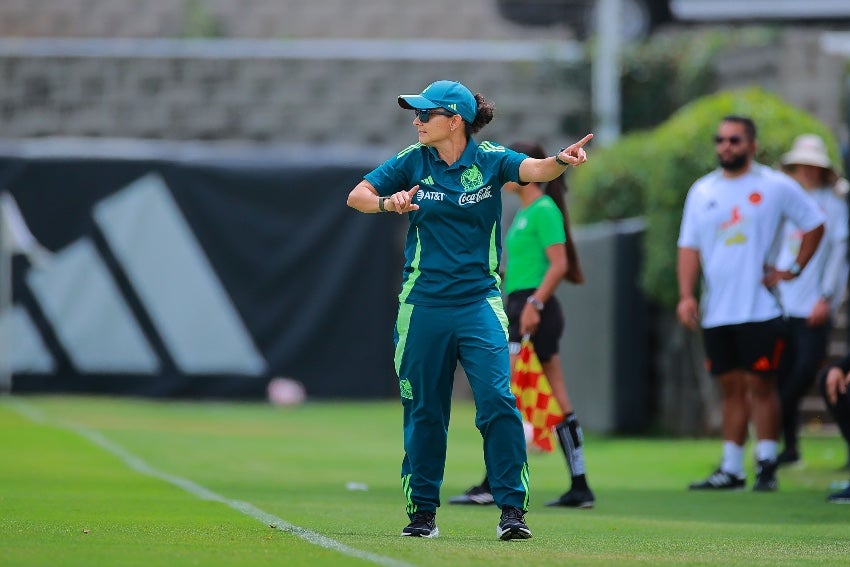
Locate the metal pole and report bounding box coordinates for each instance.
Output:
[593,0,622,147]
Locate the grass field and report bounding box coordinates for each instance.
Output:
[1,395,848,566]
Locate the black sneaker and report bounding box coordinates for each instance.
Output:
[545,486,595,508]
[776,449,800,467]
[496,506,532,541]
[688,468,745,490]
[753,460,778,492]
[401,511,439,538]
[827,485,850,503]
[448,484,495,505]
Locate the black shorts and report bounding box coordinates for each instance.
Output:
[702,317,787,376]
[506,289,564,363]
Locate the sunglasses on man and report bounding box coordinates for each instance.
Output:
[414,109,456,123]
[713,135,743,145]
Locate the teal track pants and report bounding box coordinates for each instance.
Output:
[394,297,530,518]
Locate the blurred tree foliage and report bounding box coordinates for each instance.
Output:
[560,27,779,136]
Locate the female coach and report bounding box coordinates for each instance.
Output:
[346,79,591,541]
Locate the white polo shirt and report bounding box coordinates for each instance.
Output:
[678,163,825,328]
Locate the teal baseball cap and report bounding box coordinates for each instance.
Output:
[398,80,477,123]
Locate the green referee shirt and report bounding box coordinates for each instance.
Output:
[503,195,566,295]
[364,139,526,306]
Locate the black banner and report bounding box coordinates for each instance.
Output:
[2,141,405,399]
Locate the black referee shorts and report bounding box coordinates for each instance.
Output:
[702,316,787,376]
[506,289,565,363]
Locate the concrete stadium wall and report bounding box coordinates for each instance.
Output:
[0,39,585,152]
[0,1,845,148]
[555,219,651,435]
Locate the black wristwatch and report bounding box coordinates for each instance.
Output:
[554,147,569,167]
[788,261,802,278]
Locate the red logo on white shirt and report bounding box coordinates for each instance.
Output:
[749,192,763,204]
[720,206,742,229]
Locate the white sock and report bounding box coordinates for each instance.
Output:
[755,440,779,463]
[721,441,745,477]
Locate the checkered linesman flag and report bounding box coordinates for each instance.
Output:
[510,335,564,452]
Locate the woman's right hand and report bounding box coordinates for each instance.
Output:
[383,186,420,214]
[520,303,540,337]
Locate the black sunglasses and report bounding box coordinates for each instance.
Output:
[714,135,744,145]
[414,109,455,123]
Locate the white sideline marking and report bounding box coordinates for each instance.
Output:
[9,400,416,567]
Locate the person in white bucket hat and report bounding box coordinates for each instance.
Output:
[781,134,841,183]
[774,133,850,467]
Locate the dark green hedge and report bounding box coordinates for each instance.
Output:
[569,132,652,224]
[571,87,842,308]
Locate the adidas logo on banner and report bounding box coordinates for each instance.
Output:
[1,174,267,376]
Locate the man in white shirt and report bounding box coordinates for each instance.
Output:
[677,115,825,492]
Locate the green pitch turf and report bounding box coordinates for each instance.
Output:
[1,395,848,566]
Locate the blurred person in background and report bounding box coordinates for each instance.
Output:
[449,141,595,510]
[819,354,850,502]
[677,115,825,492]
[346,80,592,540]
[774,134,849,467]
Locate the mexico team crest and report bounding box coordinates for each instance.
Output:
[460,164,483,192]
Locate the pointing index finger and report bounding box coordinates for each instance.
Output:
[573,133,594,149]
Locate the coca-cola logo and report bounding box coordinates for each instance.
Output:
[457,185,493,206]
